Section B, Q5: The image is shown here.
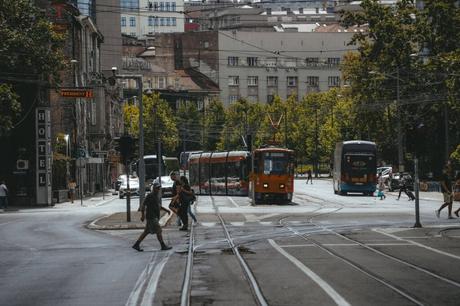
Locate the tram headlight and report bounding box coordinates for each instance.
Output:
[263,183,269,188]
[279,184,285,189]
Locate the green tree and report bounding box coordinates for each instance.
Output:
[0,0,65,135]
[122,94,179,155]
[176,101,203,152]
[0,84,20,137]
[219,99,264,151]
[203,99,226,151]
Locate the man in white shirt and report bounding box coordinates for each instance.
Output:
[0,180,8,209]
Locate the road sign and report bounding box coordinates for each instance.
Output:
[60,88,94,98]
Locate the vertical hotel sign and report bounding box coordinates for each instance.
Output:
[36,108,52,205]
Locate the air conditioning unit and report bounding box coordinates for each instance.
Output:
[17,160,29,170]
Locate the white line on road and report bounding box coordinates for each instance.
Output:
[268,239,351,306]
[278,243,413,248]
[226,196,240,208]
[126,251,171,306]
[373,228,460,261]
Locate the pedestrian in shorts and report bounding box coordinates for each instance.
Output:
[0,180,8,210]
[435,167,454,219]
[132,182,172,251]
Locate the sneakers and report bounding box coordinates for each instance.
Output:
[161,245,172,251]
[435,209,440,218]
[179,227,188,231]
[132,243,144,252]
[448,216,455,220]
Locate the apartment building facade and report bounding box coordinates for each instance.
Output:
[121,0,184,38]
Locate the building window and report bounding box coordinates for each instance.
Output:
[247,76,258,87]
[287,76,297,87]
[172,17,176,26]
[121,17,126,27]
[148,16,154,26]
[171,2,176,11]
[229,95,239,103]
[158,76,166,89]
[160,17,164,26]
[166,17,171,26]
[327,58,340,66]
[148,1,153,10]
[129,17,136,27]
[247,57,258,66]
[160,2,164,11]
[267,95,275,104]
[307,76,319,87]
[130,32,136,36]
[228,76,239,86]
[154,2,159,11]
[154,17,159,26]
[265,57,277,67]
[328,76,340,87]
[305,57,319,66]
[267,76,278,87]
[228,56,239,66]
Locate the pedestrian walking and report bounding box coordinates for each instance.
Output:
[452,173,460,218]
[435,167,454,219]
[180,176,197,224]
[396,174,413,200]
[68,179,76,203]
[306,169,313,184]
[132,182,172,251]
[377,174,386,200]
[169,172,182,227]
[0,180,8,210]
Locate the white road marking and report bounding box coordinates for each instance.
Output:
[226,196,240,208]
[374,228,460,261]
[200,222,217,227]
[278,243,413,248]
[126,251,171,306]
[269,239,351,306]
[230,222,245,226]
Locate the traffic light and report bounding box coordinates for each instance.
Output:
[115,135,135,163]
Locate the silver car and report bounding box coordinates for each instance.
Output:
[119,176,140,199]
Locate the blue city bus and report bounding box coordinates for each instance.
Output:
[333,141,377,195]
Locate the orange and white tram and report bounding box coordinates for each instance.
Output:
[250,147,295,204]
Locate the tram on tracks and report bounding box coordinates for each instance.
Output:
[250,147,295,204]
[188,147,295,204]
[188,151,250,196]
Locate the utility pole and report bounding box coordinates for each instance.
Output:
[314,103,319,178]
[396,67,404,172]
[111,71,145,209]
[444,105,449,162]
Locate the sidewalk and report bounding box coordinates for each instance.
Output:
[88,210,173,230]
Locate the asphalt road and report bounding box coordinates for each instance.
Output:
[1,179,460,306]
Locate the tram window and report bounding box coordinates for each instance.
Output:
[263,153,288,175]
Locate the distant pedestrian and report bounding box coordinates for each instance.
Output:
[0,180,8,210]
[180,176,197,224]
[306,169,313,184]
[435,167,454,219]
[377,175,386,200]
[68,179,77,203]
[132,182,172,251]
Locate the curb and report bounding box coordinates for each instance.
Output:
[87,211,174,231]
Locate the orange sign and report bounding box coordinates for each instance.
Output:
[60,88,94,98]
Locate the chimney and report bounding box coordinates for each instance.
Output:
[299,8,303,14]
[266,8,271,15]
[316,7,319,14]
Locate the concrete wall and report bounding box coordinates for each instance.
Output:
[217,31,355,105]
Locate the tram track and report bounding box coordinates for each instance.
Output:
[180,196,268,306]
[275,203,460,306]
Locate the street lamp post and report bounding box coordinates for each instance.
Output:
[112,69,146,210]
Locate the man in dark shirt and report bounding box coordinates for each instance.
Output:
[132,182,172,251]
[435,167,454,219]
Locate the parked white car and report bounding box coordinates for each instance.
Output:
[153,176,175,197]
[119,176,140,199]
